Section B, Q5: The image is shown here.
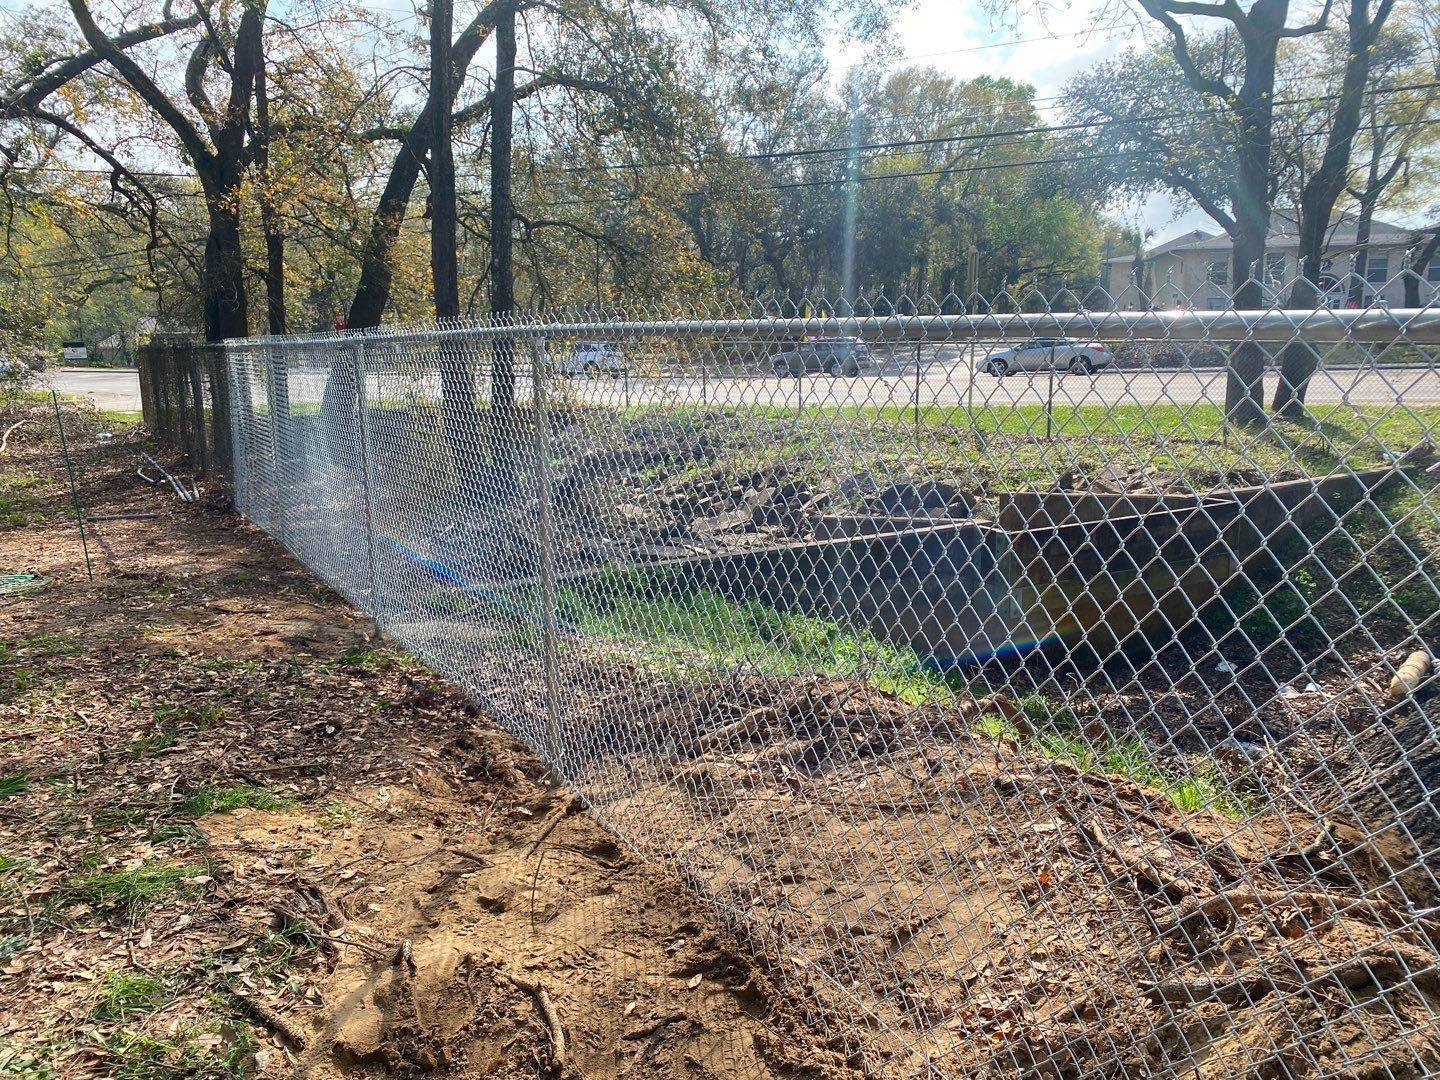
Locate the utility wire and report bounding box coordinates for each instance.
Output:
[8,78,1439,184]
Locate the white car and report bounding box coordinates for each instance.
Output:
[551,341,626,377]
[980,338,1115,376]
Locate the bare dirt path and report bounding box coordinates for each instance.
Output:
[0,407,843,1078]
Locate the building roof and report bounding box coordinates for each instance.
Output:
[1105,212,1432,265]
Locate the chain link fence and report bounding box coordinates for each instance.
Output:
[137,337,230,476]
[223,286,1440,1077]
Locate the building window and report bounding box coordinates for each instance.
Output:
[1265,253,1286,282]
[1427,257,1440,285]
[1205,296,1228,310]
[1365,254,1389,287]
[1206,260,1229,286]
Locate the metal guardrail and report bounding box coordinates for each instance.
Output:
[223,291,1440,1077]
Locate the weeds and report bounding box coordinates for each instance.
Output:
[126,723,180,759]
[153,703,225,727]
[0,1040,54,1079]
[0,773,27,798]
[336,645,398,672]
[94,1026,252,1080]
[91,972,169,1020]
[0,934,27,967]
[554,575,958,705]
[66,861,208,915]
[180,785,291,818]
[974,701,1246,817]
[0,473,46,529]
[0,669,36,705]
[316,801,356,827]
[19,633,81,658]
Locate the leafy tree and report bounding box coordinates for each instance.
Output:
[1096,0,1334,426]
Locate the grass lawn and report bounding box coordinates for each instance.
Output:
[619,400,1440,491]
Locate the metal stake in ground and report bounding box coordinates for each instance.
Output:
[49,388,93,581]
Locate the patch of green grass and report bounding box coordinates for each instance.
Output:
[336,645,396,672]
[20,633,81,658]
[617,401,1440,501]
[126,723,180,759]
[0,473,46,529]
[1311,475,1440,637]
[153,702,224,728]
[180,785,291,818]
[553,575,957,705]
[94,1025,252,1080]
[67,861,208,915]
[0,934,27,968]
[973,695,1247,817]
[975,713,1019,741]
[0,1040,54,1079]
[91,971,169,1020]
[0,773,28,799]
[0,668,36,705]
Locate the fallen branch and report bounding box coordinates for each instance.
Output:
[1087,820,1196,901]
[503,972,566,1067]
[524,793,583,856]
[222,986,309,1051]
[0,419,26,453]
[691,706,776,755]
[1140,971,1291,1005]
[622,1012,687,1040]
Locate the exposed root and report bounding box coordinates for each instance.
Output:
[502,971,567,1068]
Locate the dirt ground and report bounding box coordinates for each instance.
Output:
[0,402,846,1079]
[3,399,1440,1079]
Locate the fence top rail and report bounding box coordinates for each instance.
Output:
[224,306,1440,350]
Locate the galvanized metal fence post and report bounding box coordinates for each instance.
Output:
[1047,343,1056,442]
[352,337,383,629]
[529,331,564,768]
[914,340,922,450]
[263,342,286,546]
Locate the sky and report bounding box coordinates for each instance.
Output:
[825,0,1218,244]
[0,0,1283,245]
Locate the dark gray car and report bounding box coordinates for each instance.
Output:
[771,338,871,376]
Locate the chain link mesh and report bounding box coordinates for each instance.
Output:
[224,281,1440,1077]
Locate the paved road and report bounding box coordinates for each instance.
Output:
[46,367,142,412]
[355,362,1440,411]
[544,362,1440,410]
[49,360,1440,416]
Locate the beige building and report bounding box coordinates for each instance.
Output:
[1103,213,1440,310]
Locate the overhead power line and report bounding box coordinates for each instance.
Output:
[10,77,1439,190]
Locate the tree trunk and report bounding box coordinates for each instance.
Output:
[1348,192,1378,308]
[347,124,430,330]
[431,0,459,321]
[1272,0,1389,420]
[488,0,518,477]
[1406,233,1440,308]
[201,186,248,343]
[427,0,477,483]
[1222,29,1279,429]
[255,49,286,336]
